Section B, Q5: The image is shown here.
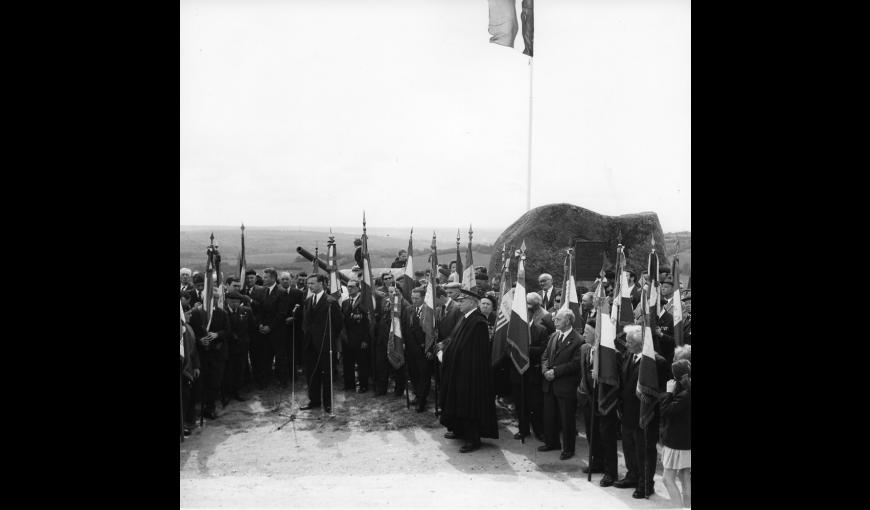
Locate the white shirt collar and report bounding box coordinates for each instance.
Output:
[464,308,476,319]
[268,283,277,293]
[313,290,324,302]
[445,298,453,307]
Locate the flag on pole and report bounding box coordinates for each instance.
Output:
[180,300,186,358]
[205,233,216,330]
[647,243,660,330]
[462,225,475,290]
[488,0,534,57]
[454,229,464,284]
[387,284,405,369]
[595,270,620,415]
[491,245,513,366]
[401,228,416,300]
[357,213,377,315]
[671,255,684,346]
[424,232,440,353]
[507,241,531,374]
[613,245,634,326]
[559,249,580,324]
[239,224,247,291]
[637,288,660,428]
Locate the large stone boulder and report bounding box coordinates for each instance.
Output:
[488,203,670,293]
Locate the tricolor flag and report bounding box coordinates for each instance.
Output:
[455,229,464,285]
[671,255,684,346]
[357,213,378,315]
[491,244,513,366]
[462,225,475,290]
[613,245,634,326]
[559,249,581,327]
[637,289,660,429]
[327,233,342,298]
[507,241,531,374]
[238,224,247,291]
[402,228,416,300]
[180,300,186,358]
[647,245,660,330]
[488,0,534,57]
[594,275,620,415]
[387,288,405,369]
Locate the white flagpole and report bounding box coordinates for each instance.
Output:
[527,56,533,212]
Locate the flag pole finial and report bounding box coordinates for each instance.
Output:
[456,228,460,246]
[241,223,245,232]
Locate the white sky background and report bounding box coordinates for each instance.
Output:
[181,0,690,232]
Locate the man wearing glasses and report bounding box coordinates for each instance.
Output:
[538,274,559,312]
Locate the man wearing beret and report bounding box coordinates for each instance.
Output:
[438,289,498,452]
[222,279,254,405]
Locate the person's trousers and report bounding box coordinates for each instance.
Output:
[250,332,272,387]
[389,362,407,395]
[543,391,578,453]
[223,351,247,397]
[270,331,291,385]
[621,413,659,488]
[404,341,431,404]
[594,409,620,479]
[304,345,334,407]
[201,352,225,412]
[183,376,197,424]
[342,343,370,389]
[511,374,544,437]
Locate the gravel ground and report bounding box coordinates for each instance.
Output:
[180,379,685,509]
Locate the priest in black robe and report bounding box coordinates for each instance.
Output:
[437,288,499,453]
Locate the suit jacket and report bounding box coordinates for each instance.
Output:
[225,304,254,355]
[629,284,642,308]
[258,284,291,335]
[437,300,463,344]
[530,308,556,336]
[402,303,427,351]
[285,287,306,343]
[656,310,677,364]
[180,282,194,293]
[302,292,343,353]
[189,306,230,361]
[539,288,559,313]
[619,350,671,427]
[341,295,371,349]
[540,329,583,398]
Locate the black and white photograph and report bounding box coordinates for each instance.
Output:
[180,0,691,507]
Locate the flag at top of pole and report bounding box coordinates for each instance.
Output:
[238,223,247,291]
[507,241,531,374]
[462,224,475,291]
[488,0,534,57]
[357,212,377,315]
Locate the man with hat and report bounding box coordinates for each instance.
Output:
[180,268,194,292]
[438,288,499,452]
[341,280,371,393]
[222,279,254,404]
[403,286,432,412]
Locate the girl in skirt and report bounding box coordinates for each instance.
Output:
[660,359,691,507]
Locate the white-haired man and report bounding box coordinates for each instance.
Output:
[538,309,583,460]
[538,273,558,312]
[180,268,193,292]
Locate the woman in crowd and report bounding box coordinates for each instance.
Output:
[660,359,691,507]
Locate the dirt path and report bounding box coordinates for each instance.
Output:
[180,383,680,508]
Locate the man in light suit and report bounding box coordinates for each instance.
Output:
[538,309,583,460]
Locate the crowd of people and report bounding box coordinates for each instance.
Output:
[179,248,692,507]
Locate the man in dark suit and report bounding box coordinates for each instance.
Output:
[613,324,671,498]
[279,271,306,376]
[222,283,254,404]
[538,309,583,460]
[257,268,293,387]
[189,291,230,420]
[537,273,559,312]
[509,293,550,441]
[180,268,194,293]
[527,293,556,336]
[300,274,343,413]
[432,285,462,395]
[403,287,431,412]
[627,270,642,309]
[341,280,371,393]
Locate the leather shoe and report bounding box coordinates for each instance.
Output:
[203,409,217,420]
[582,464,605,474]
[324,405,332,413]
[183,427,192,437]
[300,403,321,411]
[534,433,545,442]
[513,432,528,440]
[444,432,461,439]
[459,442,481,453]
[632,487,653,499]
[537,445,559,452]
[599,475,616,487]
[613,477,638,489]
[559,451,575,460]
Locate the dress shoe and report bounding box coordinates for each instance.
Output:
[459,442,481,453]
[300,402,321,411]
[416,403,427,413]
[183,427,192,437]
[613,477,638,489]
[582,464,605,474]
[537,445,560,452]
[599,475,616,487]
[513,432,528,440]
[233,393,247,402]
[632,487,653,499]
[534,433,545,442]
[358,387,368,393]
[444,432,461,439]
[559,451,575,460]
[203,409,217,420]
[324,405,332,413]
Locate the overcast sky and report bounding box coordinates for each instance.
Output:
[181,0,690,232]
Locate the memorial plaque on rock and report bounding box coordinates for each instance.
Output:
[573,240,608,281]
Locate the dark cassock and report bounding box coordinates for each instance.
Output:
[438,291,498,453]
